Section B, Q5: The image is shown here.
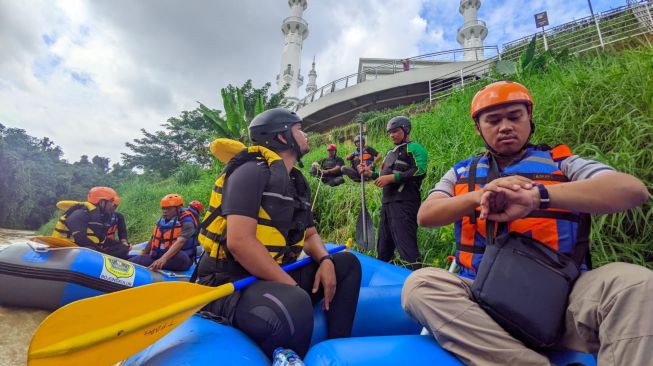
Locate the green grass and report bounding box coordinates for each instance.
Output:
[304,45,653,269]
[39,45,653,269]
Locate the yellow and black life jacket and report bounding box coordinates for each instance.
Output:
[52,201,104,244]
[198,138,311,266]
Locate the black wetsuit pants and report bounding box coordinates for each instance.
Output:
[377,200,421,269]
[200,252,361,358]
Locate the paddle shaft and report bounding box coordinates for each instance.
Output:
[358,118,369,246]
[234,244,346,290]
[311,168,324,212]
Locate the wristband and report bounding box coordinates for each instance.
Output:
[535,183,550,209]
[319,254,334,265]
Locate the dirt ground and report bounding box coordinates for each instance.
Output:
[0,306,50,366]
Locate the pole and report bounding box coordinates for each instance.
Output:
[541,26,549,51]
[587,0,605,49]
[358,118,368,247]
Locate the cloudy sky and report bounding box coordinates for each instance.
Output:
[1,0,622,164]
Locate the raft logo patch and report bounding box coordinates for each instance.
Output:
[101,256,136,287]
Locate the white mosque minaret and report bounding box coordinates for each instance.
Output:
[457,0,488,61]
[305,56,317,95]
[276,0,309,105]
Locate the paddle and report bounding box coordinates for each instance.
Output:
[355,116,376,251]
[311,167,324,212]
[28,244,347,366]
[30,236,78,248]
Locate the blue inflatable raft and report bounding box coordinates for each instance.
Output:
[119,249,597,366]
[0,242,194,310]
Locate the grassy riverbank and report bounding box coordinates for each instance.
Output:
[39,45,653,268]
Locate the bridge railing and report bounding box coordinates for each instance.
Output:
[501,1,653,61]
[292,46,500,111]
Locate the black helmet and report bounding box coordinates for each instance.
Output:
[249,108,305,163]
[386,116,411,135]
[354,135,366,145]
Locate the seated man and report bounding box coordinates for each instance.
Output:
[129,193,198,271]
[310,144,345,187]
[52,186,130,259]
[402,81,651,365]
[197,108,361,359]
[341,135,380,182]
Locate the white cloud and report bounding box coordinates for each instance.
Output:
[0,0,621,164]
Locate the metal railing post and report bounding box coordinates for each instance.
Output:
[429,79,433,103]
[646,2,653,32]
[460,69,465,87]
[587,0,605,49]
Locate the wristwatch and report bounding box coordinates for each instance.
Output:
[535,183,550,209]
[319,254,334,265]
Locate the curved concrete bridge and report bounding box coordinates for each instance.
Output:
[295,48,497,133]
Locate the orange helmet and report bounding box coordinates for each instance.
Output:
[327,144,337,151]
[470,81,534,120]
[160,193,184,208]
[87,187,118,205]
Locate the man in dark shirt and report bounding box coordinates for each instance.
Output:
[310,144,345,186]
[361,116,428,269]
[341,135,381,182]
[197,108,361,359]
[53,186,130,259]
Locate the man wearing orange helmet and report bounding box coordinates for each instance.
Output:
[402,81,651,365]
[129,193,198,271]
[52,186,130,259]
[310,144,345,187]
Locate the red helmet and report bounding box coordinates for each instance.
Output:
[189,200,203,213]
[470,81,534,120]
[87,187,118,205]
[327,144,337,151]
[160,193,184,208]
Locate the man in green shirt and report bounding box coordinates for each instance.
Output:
[362,116,428,269]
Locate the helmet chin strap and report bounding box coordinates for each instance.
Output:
[282,130,305,168]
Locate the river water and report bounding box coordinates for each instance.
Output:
[0,228,50,366]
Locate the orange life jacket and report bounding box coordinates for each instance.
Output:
[150,209,199,258]
[452,145,591,274]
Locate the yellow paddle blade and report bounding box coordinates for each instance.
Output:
[55,200,81,210]
[31,236,78,248]
[210,138,246,164]
[28,281,235,366]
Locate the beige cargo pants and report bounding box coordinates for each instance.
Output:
[402,263,653,365]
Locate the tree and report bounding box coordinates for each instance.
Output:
[123,79,289,177]
[122,108,216,177]
[0,125,121,229]
[197,79,290,143]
